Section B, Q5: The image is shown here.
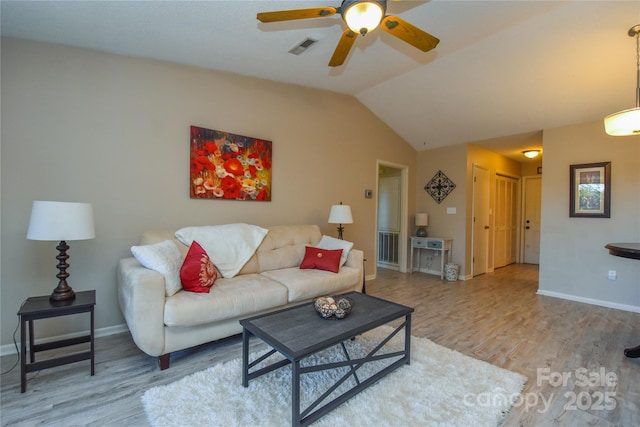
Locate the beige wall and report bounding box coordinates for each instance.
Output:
[0,39,417,346]
[415,144,467,273]
[539,121,640,309]
[521,159,542,177]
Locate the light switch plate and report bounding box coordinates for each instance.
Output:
[447,207,456,214]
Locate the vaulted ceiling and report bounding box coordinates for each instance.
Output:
[2,1,638,160]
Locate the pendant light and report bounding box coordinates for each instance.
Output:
[604,25,640,136]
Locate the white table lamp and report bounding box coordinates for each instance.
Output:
[27,201,95,301]
[328,202,353,240]
[416,213,429,237]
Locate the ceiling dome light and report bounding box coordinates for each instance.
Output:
[523,150,541,159]
[343,1,385,36]
[604,24,640,136]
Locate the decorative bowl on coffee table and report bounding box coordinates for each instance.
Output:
[313,295,354,319]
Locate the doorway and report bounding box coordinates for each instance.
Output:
[472,164,490,276]
[376,161,409,273]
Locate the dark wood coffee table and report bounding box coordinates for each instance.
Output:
[240,291,414,427]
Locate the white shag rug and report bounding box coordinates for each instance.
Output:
[142,326,527,427]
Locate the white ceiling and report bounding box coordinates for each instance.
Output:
[2,0,639,159]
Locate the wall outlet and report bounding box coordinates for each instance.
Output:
[608,270,617,281]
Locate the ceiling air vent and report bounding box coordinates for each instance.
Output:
[288,38,317,55]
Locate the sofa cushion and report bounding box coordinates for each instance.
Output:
[130,240,183,297]
[300,246,343,273]
[175,223,268,279]
[261,266,361,302]
[250,225,322,274]
[315,235,353,267]
[163,274,288,327]
[180,241,217,293]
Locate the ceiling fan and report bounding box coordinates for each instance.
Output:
[257,0,439,67]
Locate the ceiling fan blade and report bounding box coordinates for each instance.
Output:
[380,15,439,52]
[257,7,337,23]
[329,29,358,67]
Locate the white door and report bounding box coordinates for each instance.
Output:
[523,176,542,264]
[472,165,490,276]
[494,175,519,268]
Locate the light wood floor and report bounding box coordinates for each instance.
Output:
[1,264,638,426]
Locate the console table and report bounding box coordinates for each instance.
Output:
[18,290,96,392]
[410,237,452,279]
[604,243,640,358]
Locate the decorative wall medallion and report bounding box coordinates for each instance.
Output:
[424,170,456,204]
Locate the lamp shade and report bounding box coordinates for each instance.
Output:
[415,213,429,227]
[604,107,640,136]
[328,204,353,224]
[27,201,95,241]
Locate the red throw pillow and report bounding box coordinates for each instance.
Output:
[300,246,343,273]
[180,241,217,293]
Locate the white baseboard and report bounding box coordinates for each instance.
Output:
[0,323,129,357]
[536,290,640,313]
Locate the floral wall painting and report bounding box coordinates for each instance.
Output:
[190,126,272,201]
[569,161,611,218]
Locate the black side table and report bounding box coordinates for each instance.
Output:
[17,290,96,392]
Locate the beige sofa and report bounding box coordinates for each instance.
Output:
[117,224,363,369]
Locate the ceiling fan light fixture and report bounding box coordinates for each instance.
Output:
[343,1,385,36]
[604,24,640,136]
[522,150,541,159]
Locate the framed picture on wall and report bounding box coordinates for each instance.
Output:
[189,126,272,201]
[569,162,611,218]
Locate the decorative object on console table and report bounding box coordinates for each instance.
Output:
[569,162,611,218]
[328,202,353,240]
[424,170,456,204]
[27,201,95,302]
[189,126,272,201]
[415,213,428,237]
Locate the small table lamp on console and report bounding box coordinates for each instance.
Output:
[328,202,353,240]
[27,201,95,302]
[416,213,429,237]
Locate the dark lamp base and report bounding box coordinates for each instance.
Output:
[50,287,76,302]
[50,240,76,302]
[416,227,427,237]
